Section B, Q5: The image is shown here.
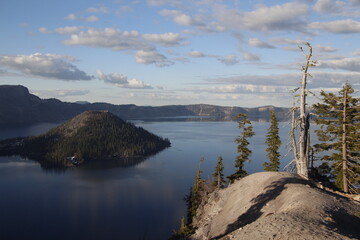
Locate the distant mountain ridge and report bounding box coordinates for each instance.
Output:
[0,85,290,124]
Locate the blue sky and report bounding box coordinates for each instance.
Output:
[0,0,359,107]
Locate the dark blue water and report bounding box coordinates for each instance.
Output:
[0,121,294,240]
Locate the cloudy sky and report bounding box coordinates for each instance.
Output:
[0,0,359,107]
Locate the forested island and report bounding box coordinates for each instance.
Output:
[0,111,170,166]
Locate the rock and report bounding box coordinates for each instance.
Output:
[191,172,360,240]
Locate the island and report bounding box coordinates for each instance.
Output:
[0,111,171,167]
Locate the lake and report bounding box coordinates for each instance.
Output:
[0,121,296,240]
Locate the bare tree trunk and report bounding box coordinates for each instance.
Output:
[291,98,299,171]
[342,88,348,193]
[298,44,312,178]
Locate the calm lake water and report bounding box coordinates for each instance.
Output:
[0,121,295,240]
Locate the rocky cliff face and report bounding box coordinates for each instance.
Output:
[0,85,290,124]
[191,172,360,240]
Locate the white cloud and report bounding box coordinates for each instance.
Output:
[350,0,360,6]
[248,38,275,49]
[173,57,190,63]
[317,57,360,71]
[190,84,290,94]
[65,13,100,22]
[142,32,186,46]
[0,53,92,81]
[309,19,360,33]
[188,51,238,65]
[281,46,303,52]
[33,89,90,98]
[96,69,128,84]
[54,26,82,34]
[86,6,108,14]
[159,8,223,33]
[96,69,153,89]
[159,9,180,16]
[205,72,360,89]
[271,38,308,46]
[175,14,195,26]
[188,51,206,58]
[217,55,238,66]
[65,13,77,20]
[38,27,49,34]
[313,45,338,53]
[160,9,204,27]
[353,49,360,56]
[243,51,260,61]
[126,79,153,89]
[215,2,309,32]
[135,50,174,67]
[62,28,185,67]
[313,0,345,13]
[147,0,166,6]
[116,6,133,15]
[311,72,360,88]
[147,0,182,6]
[188,50,221,58]
[314,0,360,17]
[63,28,150,51]
[85,16,100,22]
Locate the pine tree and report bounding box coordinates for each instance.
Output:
[313,83,359,193]
[212,156,226,188]
[186,158,205,224]
[227,114,255,183]
[263,109,282,171]
[169,216,193,240]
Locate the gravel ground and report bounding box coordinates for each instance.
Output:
[191,172,360,240]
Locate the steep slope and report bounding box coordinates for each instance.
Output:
[191,172,360,240]
[0,85,85,124]
[0,111,170,165]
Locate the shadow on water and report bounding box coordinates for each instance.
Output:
[215,176,310,239]
[35,156,148,172]
[80,157,147,170]
[0,154,149,173]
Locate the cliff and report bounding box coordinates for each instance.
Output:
[190,172,360,240]
[0,85,85,124]
[0,85,290,124]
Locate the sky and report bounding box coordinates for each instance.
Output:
[0,0,359,107]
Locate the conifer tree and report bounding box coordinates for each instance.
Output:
[186,158,205,224]
[212,156,226,188]
[313,83,359,193]
[169,216,192,240]
[263,109,282,171]
[227,114,255,183]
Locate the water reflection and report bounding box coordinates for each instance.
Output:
[0,121,300,240]
[81,157,146,170]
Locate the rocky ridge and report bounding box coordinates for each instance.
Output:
[0,85,290,124]
[191,172,360,240]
